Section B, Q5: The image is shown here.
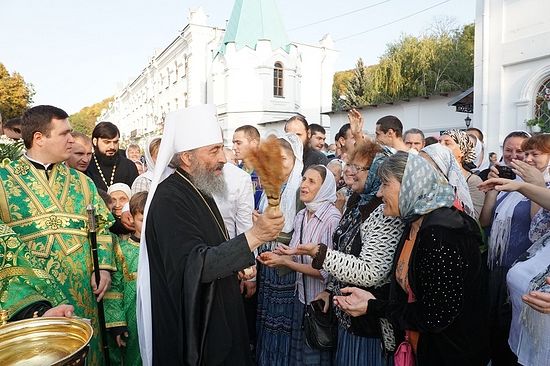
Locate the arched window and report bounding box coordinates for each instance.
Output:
[273,62,284,97]
[535,78,550,121]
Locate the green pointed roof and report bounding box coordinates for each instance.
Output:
[218,0,291,55]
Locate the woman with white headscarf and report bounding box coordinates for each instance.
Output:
[420,143,476,219]
[255,133,304,366]
[260,165,341,365]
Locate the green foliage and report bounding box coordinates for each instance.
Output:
[526,101,550,133]
[0,63,35,120]
[343,58,376,109]
[332,23,474,110]
[70,97,114,135]
[0,135,24,164]
[332,69,353,111]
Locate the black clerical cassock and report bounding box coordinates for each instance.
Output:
[145,168,256,365]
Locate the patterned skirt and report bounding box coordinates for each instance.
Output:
[256,262,296,366]
[289,296,334,365]
[335,326,392,366]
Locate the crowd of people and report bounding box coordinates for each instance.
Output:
[0,104,549,366]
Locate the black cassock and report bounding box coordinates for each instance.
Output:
[145,168,255,365]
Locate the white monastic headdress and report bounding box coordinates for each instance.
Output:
[136,104,222,366]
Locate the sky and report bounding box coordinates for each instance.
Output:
[0,0,476,114]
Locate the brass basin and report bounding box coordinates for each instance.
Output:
[0,317,93,366]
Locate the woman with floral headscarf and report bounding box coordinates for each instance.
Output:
[334,152,488,366]
[440,129,485,219]
[255,133,303,366]
[279,140,404,366]
[420,143,476,219]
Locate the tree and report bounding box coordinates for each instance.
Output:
[333,23,475,106]
[0,63,35,120]
[332,69,353,111]
[70,97,114,136]
[343,58,372,109]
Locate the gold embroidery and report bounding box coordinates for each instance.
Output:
[44,215,63,230]
[13,162,29,176]
[0,266,50,281]
[106,321,127,328]
[104,293,124,300]
[114,242,138,282]
[0,177,9,223]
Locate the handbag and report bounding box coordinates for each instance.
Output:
[303,297,338,350]
[301,264,338,350]
[298,216,337,350]
[394,335,415,366]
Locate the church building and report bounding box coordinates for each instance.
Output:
[99,0,337,145]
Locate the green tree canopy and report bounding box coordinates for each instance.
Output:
[70,97,114,136]
[333,23,474,110]
[0,63,35,120]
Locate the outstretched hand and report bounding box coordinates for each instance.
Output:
[478,177,521,193]
[257,251,290,268]
[276,243,318,257]
[333,287,375,317]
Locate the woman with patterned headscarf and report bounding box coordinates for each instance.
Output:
[440,129,485,219]
[333,152,488,365]
[420,143,476,219]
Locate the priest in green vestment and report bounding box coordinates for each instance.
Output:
[0,105,116,365]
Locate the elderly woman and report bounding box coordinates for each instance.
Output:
[255,133,303,366]
[280,140,404,366]
[107,183,132,219]
[260,165,341,365]
[334,152,487,365]
[440,129,485,219]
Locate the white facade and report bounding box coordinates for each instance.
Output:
[474,0,550,153]
[327,92,471,142]
[99,7,336,146]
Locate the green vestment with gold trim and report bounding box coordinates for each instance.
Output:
[104,235,141,365]
[0,157,115,366]
[0,222,67,317]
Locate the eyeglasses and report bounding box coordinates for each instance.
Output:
[346,163,370,172]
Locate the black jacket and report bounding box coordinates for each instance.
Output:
[366,207,489,365]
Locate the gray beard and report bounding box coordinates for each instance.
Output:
[189,163,226,197]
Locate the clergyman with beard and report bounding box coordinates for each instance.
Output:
[87,121,139,191]
[136,104,284,366]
